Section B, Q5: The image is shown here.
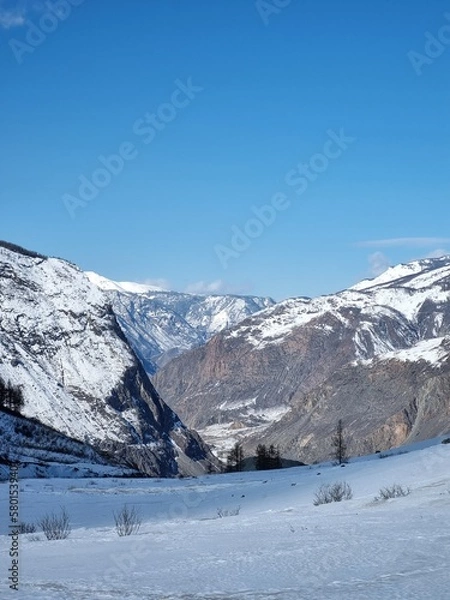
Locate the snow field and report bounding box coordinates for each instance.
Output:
[1,440,450,599]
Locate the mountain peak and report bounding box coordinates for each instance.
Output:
[352,255,450,291]
[85,271,167,294]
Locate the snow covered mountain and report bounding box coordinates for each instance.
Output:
[86,271,274,374]
[155,256,450,461]
[0,242,215,477]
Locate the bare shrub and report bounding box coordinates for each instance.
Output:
[313,481,353,506]
[216,506,241,518]
[374,484,410,501]
[39,507,71,540]
[114,504,141,536]
[18,521,36,534]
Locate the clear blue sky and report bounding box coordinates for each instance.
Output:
[1,0,450,300]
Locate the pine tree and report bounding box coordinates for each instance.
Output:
[0,378,6,409]
[0,377,24,414]
[255,443,282,470]
[255,444,268,470]
[268,444,282,469]
[13,386,24,413]
[332,419,348,465]
[226,442,244,472]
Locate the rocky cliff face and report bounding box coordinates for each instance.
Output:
[155,257,450,461]
[87,271,274,375]
[255,339,450,463]
[0,242,215,477]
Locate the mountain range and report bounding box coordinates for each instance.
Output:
[86,271,274,374]
[3,239,450,474]
[154,257,450,462]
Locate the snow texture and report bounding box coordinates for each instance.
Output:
[1,438,449,599]
[227,256,450,365]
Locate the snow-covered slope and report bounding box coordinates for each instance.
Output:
[87,271,274,374]
[0,410,138,479]
[227,255,450,353]
[0,242,215,477]
[86,271,165,294]
[155,256,450,460]
[1,438,449,599]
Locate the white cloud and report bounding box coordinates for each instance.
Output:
[0,9,25,29]
[358,237,450,248]
[184,279,254,295]
[185,280,227,295]
[140,278,171,291]
[425,248,450,259]
[0,0,46,29]
[368,251,390,277]
[134,278,253,296]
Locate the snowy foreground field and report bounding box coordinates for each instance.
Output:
[1,440,450,599]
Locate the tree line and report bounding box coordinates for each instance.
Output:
[224,419,349,472]
[225,442,282,472]
[0,378,25,414]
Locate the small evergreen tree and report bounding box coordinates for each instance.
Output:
[255,443,268,470]
[332,419,348,465]
[0,377,24,414]
[226,442,244,472]
[0,378,6,408]
[268,444,282,470]
[255,443,282,470]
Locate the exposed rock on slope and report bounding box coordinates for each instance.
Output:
[0,242,214,477]
[256,339,450,463]
[155,257,450,461]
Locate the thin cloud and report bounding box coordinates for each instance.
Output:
[140,278,171,291]
[368,252,390,276]
[425,248,450,259]
[357,237,450,248]
[0,9,25,29]
[0,0,44,29]
[185,280,227,295]
[184,279,253,296]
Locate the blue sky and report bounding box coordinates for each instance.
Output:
[1,0,450,300]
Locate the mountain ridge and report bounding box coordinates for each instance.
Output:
[87,271,275,374]
[155,256,450,461]
[0,244,216,477]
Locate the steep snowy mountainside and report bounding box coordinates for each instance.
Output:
[155,256,450,461]
[0,242,215,477]
[87,271,275,374]
[0,410,139,479]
